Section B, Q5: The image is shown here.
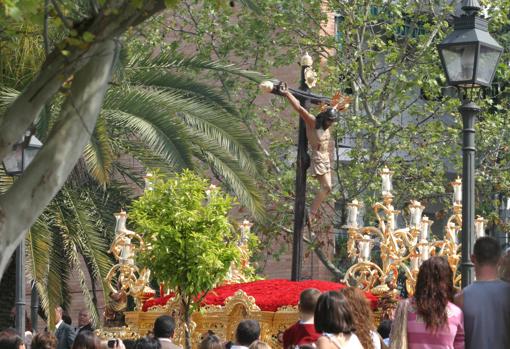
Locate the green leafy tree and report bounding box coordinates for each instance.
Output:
[130,170,239,349]
[155,0,510,276]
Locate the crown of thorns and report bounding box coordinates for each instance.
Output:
[319,92,351,113]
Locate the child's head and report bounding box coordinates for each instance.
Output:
[298,288,321,316]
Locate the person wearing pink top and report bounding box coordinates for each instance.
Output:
[390,257,464,349]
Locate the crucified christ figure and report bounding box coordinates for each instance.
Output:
[282,86,350,222]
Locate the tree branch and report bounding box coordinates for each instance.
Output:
[50,0,74,29]
[0,0,166,162]
[0,39,118,279]
[44,0,50,55]
[302,236,344,280]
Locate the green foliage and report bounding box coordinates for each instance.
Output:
[147,0,510,275]
[130,170,240,300]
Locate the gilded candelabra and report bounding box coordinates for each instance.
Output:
[105,210,154,311]
[105,173,155,315]
[344,169,487,296]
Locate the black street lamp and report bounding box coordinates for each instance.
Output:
[2,132,43,337]
[438,0,503,288]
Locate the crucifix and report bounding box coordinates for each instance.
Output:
[260,53,350,280]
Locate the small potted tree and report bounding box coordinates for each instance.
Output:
[130,170,240,349]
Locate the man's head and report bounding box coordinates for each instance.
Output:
[315,108,339,130]
[235,320,260,347]
[153,315,176,339]
[78,309,91,327]
[0,329,24,349]
[472,236,502,267]
[54,306,63,325]
[298,288,321,315]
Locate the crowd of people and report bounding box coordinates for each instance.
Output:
[0,237,508,349]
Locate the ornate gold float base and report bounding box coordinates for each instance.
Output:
[102,291,298,349]
[99,289,383,348]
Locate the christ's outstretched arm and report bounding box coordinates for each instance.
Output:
[283,90,316,128]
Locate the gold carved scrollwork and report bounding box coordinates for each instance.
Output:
[122,289,300,349]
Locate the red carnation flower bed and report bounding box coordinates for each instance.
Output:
[143,279,378,312]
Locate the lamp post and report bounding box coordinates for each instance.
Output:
[438,0,503,288]
[2,132,43,337]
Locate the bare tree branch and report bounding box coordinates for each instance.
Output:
[50,0,74,29]
[303,235,344,280]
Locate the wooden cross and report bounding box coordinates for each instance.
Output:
[262,53,333,280]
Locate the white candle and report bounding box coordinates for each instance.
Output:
[301,52,314,66]
[452,178,462,204]
[421,245,429,261]
[117,211,127,233]
[381,168,393,195]
[360,236,371,260]
[240,219,252,243]
[347,200,359,228]
[114,212,121,234]
[446,222,458,244]
[205,184,217,199]
[410,201,424,228]
[120,241,131,259]
[475,216,486,238]
[420,216,432,241]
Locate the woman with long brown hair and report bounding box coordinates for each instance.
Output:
[340,287,385,349]
[314,290,363,349]
[390,256,464,349]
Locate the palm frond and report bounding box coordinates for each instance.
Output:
[199,149,266,222]
[61,188,112,296]
[103,87,195,170]
[128,52,266,83]
[170,91,263,176]
[113,140,175,175]
[126,69,239,117]
[66,242,102,328]
[126,86,262,174]
[0,168,13,194]
[46,208,72,326]
[184,117,264,219]
[25,216,53,322]
[0,87,19,109]
[105,85,264,216]
[83,117,114,186]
